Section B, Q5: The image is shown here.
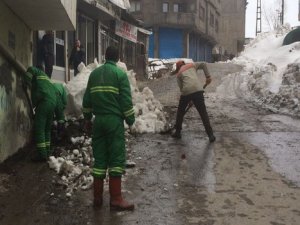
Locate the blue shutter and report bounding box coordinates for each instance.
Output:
[149,34,154,58]
[159,28,183,58]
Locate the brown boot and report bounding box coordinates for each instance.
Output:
[93,178,103,208]
[109,176,134,211]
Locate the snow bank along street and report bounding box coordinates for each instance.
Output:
[218,26,300,117]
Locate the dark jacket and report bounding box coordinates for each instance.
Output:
[41,34,54,58]
[69,47,85,74]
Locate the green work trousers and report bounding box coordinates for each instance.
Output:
[34,101,56,158]
[92,115,126,179]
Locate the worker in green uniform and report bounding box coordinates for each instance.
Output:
[82,46,135,211]
[24,66,57,161]
[53,82,67,141]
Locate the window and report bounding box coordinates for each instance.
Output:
[77,14,96,65]
[174,4,179,12]
[55,31,65,67]
[179,3,187,12]
[129,1,141,12]
[86,19,95,64]
[215,19,219,32]
[173,3,187,13]
[199,6,205,20]
[99,28,118,63]
[210,13,214,27]
[163,2,169,12]
[124,40,136,67]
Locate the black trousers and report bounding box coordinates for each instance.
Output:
[175,91,213,136]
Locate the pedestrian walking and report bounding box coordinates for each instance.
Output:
[171,60,216,142]
[41,31,54,78]
[82,46,135,210]
[53,82,67,141]
[69,40,85,76]
[24,66,57,161]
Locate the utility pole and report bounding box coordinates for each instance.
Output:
[299,0,300,21]
[256,0,262,36]
[281,0,284,25]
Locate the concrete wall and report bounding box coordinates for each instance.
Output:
[0,1,32,67]
[0,1,32,162]
[219,0,246,55]
[61,0,77,29]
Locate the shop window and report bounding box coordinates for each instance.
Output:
[100,28,119,63]
[125,41,135,67]
[77,14,95,65]
[55,31,65,67]
[87,19,95,64]
[67,31,75,61]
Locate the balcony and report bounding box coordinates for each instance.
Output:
[3,0,76,30]
[78,0,121,21]
[150,12,197,29]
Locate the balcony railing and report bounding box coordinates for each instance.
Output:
[151,12,197,29]
[87,0,121,17]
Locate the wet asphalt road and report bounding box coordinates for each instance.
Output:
[0,63,300,225]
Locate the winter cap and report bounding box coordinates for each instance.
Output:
[174,60,185,73]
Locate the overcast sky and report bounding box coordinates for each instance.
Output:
[246,0,300,38]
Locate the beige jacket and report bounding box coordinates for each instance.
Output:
[176,62,210,96]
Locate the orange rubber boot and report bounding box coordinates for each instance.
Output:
[109,176,134,211]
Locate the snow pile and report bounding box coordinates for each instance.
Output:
[65,60,168,133]
[66,60,100,117]
[217,26,300,117]
[131,87,166,133]
[50,60,168,196]
[48,129,136,197]
[48,136,94,197]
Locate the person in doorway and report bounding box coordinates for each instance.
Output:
[41,31,54,78]
[23,66,57,161]
[82,46,135,211]
[53,82,67,141]
[171,60,216,143]
[69,39,85,76]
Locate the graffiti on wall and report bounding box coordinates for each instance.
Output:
[0,58,32,162]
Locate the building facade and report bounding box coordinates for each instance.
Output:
[219,0,247,57]
[130,0,221,62]
[0,0,76,162]
[0,0,149,162]
[130,0,247,61]
[35,0,151,82]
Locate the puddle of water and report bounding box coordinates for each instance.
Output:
[237,132,300,186]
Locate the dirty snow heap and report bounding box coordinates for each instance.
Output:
[65,60,168,133]
[217,26,300,117]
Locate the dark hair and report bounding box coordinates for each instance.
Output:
[105,46,119,62]
[36,64,45,72]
